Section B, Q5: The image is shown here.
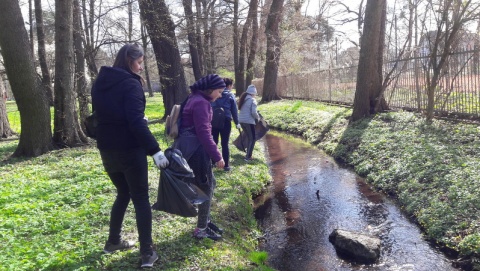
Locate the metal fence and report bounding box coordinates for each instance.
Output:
[253,48,480,118]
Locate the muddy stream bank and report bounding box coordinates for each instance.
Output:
[254,132,458,271]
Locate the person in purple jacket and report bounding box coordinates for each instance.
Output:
[92,43,168,268]
[173,74,226,240]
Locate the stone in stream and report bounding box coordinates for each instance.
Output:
[328,229,381,264]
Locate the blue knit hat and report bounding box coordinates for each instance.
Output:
[189,74,226,92]
[246,85,257,95]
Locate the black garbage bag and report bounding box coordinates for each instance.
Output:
[233,114,269,152]
[152,148,209,217]
[233,129,248,152]
[255,113,269,140]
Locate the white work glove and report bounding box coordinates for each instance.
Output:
[236,124,241,129]
[152,151,169,169]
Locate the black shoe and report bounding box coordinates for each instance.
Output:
[193,227,222,241]
[224,166,231,172]
[103,239,135,253]
[141,251,158,268]
[208,221,224,234]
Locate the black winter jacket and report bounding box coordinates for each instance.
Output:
[91,66,160,155]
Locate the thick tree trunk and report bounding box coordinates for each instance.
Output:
[0,0,54,157]
[261,0,284,102]
[351,0,388,122]
[139,0,188,118]
[53,0,88,146]
[0,80,14,138]
[34,0,54,106]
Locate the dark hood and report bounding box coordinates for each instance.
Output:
[93,66,140,91]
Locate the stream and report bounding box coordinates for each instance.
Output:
[254,132,458,271]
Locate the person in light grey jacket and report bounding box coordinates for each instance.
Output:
[238,85,260,161]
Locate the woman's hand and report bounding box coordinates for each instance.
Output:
[216,159,225,169]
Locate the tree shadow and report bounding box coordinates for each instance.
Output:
[330,115,374,164]
[44,230,226,271]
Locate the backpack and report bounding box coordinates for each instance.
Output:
[165,98,188,139]
[211,106,226,130]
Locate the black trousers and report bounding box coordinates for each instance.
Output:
[187,146,216,229]
[100,147,153,255]
[211,119,232,167]
[240,123,256,159]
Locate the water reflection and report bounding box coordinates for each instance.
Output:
[255,132,457,271]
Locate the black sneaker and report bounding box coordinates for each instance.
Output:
[103,239,135,253]
[223,166,231,172]
[193,227,222,241]
[208,221,224,234]
[141,251,158,268]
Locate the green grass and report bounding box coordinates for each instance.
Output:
[259,100,480,268]
[6,100,21,133]
[0,96,272,271]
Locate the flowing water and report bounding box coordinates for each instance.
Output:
[254,132,458,271]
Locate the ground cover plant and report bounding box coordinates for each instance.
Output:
[259,100,480,269]
[1,96,273,271]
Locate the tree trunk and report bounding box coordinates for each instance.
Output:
[139,0,188,118]
[195,0,205,75]
[82,0,99,78]
[128,0,133,42]
[140,22,154,97]
[236,2,253,95]
[202,0,213,73]
[0,0,54,157]
[208,11,218,73]
[183,0,202,80]
[261,0,284,102]
[53,0,88,146]
[73,0,90,136]
[245,0,259,87]
[29,0,35,57]
[0,79,14,138]
[34,0,54,106]
[351,0,388,122]
[233,0,241,95]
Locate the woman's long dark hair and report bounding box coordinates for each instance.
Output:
[113,43,144,74]
[238,92,251,109]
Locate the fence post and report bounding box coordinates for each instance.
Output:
[415,51,421,112]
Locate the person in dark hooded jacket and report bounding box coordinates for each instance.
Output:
[91,43,168,268]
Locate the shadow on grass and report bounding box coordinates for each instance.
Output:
[331,116,373,164]
[43,230,219,271]
[0,141,29,166]
[313,108,351,145]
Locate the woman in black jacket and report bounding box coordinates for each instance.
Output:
[91,43,168,268]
